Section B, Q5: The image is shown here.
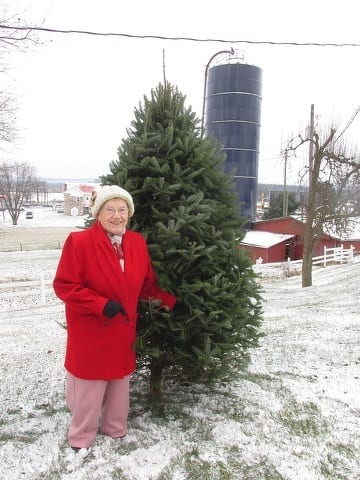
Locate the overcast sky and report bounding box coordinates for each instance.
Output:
[5,0,360,185]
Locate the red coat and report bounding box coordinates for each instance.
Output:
[53,221,176,380]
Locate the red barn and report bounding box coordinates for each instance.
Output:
[241,216,360,263]
[240,231,295,263]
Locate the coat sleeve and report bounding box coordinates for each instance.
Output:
[139,247,177,310]
[53,234,108,315]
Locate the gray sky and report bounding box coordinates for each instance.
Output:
[6,0,360,184]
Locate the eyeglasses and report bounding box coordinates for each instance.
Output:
[104,207,129,216]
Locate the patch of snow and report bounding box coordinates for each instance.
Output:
[241,230,294,248]
[0,207,84,229]
[0,213,359,479]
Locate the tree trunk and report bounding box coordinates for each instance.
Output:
[302,232,313,287]
[149,359,164,402]
[302,135,325,287]
[302,177,317,288]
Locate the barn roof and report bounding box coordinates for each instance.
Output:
[241,231,295,248]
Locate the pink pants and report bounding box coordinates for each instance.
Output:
[65,372,130,448]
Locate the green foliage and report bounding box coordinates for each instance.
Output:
[83,214,94,229]
[102,82,263,387]
[263,193,300,220]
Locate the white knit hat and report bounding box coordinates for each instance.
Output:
[91,185,135,218]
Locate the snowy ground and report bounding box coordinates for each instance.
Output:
[0,206,83,229]
[0,207,84,252]
[0,211,359,479]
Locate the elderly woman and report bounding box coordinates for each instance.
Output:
[53,185,176,456]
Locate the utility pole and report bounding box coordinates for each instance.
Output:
[308,104,315,188]
[162,49,166,85]
[282,148,288,217]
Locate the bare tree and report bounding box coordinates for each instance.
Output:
[0,160,37,224]
[288,125,360,287]
[0,2,37,52]
[0,1,39,145]
[0,94,16,144]
[32,179,49,205]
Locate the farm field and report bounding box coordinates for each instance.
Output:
[0,208,83,251]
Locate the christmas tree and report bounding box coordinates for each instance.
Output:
[102,82,262,399]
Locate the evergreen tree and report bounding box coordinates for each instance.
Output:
[102,82,262,399]
[263,193,300,220]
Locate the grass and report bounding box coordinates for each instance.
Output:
[1,368,358,479]
[0,433,35,444]
[2,256,360,479]
[277,399,328,437]
[157,449,287,480]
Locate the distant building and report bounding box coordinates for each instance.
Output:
[63,182,100,216]
[240,216,360,263]
[240,230,295,263]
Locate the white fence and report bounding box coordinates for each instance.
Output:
[285,244,354,272]
[0,245,356,305]
[0,273,54,306]
[314,244,354,267]
[254,244,355,277]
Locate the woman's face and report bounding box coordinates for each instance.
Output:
[98,198,129,236]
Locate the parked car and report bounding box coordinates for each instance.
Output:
[25,211,33,219]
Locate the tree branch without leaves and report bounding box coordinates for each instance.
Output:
[287,123,360,287]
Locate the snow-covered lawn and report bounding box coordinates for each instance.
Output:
[0,206,83,229]
[0,212,359,479]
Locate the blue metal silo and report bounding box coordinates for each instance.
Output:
[204,54,262,222]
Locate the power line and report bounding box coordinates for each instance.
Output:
[1,24,360,47]
[335,105,360,141]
